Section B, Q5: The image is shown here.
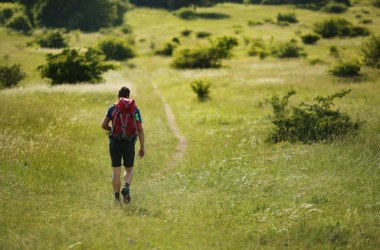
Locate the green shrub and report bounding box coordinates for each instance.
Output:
[329,45,340,57]
[361,35,380,68]
[172,36,238,69]
[172,47,220,69]
[121,24,133,34]
[330,60,361,77]
[196,31,211,38]
[154,42,178,56]
[97,38,136,61]
[5,13,31,33]
[248,39,270,59]
[0,3,22,24]
[38,48,115,84]
[181,29,192,37]
[301,33,320,45]
[174,7,197,20]
[314,18,370,38]
[276,12,298,23]
[273,40,306,58]
[0,63,25,88]
[321,2,348,13]
[191,80,211,102]
[34,29,68,48]
[268,89,361,143]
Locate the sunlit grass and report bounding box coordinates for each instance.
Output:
[1,2,380,249]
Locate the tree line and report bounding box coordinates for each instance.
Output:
[0,0,130,31]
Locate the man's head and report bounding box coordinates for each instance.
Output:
[118,86,130,98]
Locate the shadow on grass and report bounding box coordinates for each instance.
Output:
[180,12,230,20]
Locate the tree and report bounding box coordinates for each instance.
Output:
[169,0,224,10]
[33,0,129,31]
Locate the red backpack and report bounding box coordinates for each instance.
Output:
[111,98,138,141]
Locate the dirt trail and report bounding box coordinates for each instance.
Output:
[153,84,188,168]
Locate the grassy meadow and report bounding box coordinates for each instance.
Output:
[1,2,380,249]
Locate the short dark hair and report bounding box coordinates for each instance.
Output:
[118,86,130,98]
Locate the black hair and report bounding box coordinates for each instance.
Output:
[118,86,130,98]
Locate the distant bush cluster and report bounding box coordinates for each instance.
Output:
[172,36,238,69]
[97,38,136,61]
[314,18,370,38]
[249,39,306,59]
[0,63,26,88]
[277,12,298,23]
[300,33,320,45]
[33,30,68,48]
[330,60,361,77]
[321,2,348,13]
[361,35,380,68]
[38,48,116,84]
[268,89,361,143]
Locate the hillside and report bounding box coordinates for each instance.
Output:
[1,2,379,249]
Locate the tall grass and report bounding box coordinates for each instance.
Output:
[1,3,380,249]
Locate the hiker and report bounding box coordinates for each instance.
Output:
[101,86,145,204]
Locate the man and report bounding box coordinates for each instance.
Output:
[101,86,145,204]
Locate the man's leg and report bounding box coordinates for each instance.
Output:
[112,167,121,202]
[121,167,133,203]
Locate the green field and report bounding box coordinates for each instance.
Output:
[1,2,380,249]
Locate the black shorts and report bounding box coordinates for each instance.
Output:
[109,140,136,167]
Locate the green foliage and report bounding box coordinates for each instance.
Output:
[321,1,348,13]
[0,63,25,88]
[97,38,136,61]
[329,59,361,77]
[276,12,298,23]
[0,2,22,24]
[33,0,129,31]
[300,33,320,44]
[314,18,370,38]
[5,12,31,33]
[361,35,380,68]
[196,31,211,38]
[33,29,68,48]
[248,38,270,59]
[172,36,238,69]
[329,45,340,57]
[174,7,197,19]
[273,40,306,58]
[191,79,211,101]
[268,89,361,143]
[181,29,192,37]
[154,42,178,56]
[38,48,116,84]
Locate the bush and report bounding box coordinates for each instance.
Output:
[34,29,68,48]
[329,60,361,77]
[273,40,306,58]
[5,13,31,33]
[97,38,135,61]
[38,48,115,84]
[172,36,238,69]
[172,47,220,69]
[361,35,380,68]
[191,80,211,102]
[321,2,348,13]
[196,31,211,38]
[276,12,298,23]
[0,63,25,88]
[0,3,22,24]
[174,7,197,20]
[268,89,361,143]
[154,42,178,56]
[330,46,340,57]
[248,39,270,59]
[301,33,320,45]
[181,29,192,37]
[314,18,370,38]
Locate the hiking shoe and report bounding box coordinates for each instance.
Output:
[114,197,121,205]
[121,186,131,204]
